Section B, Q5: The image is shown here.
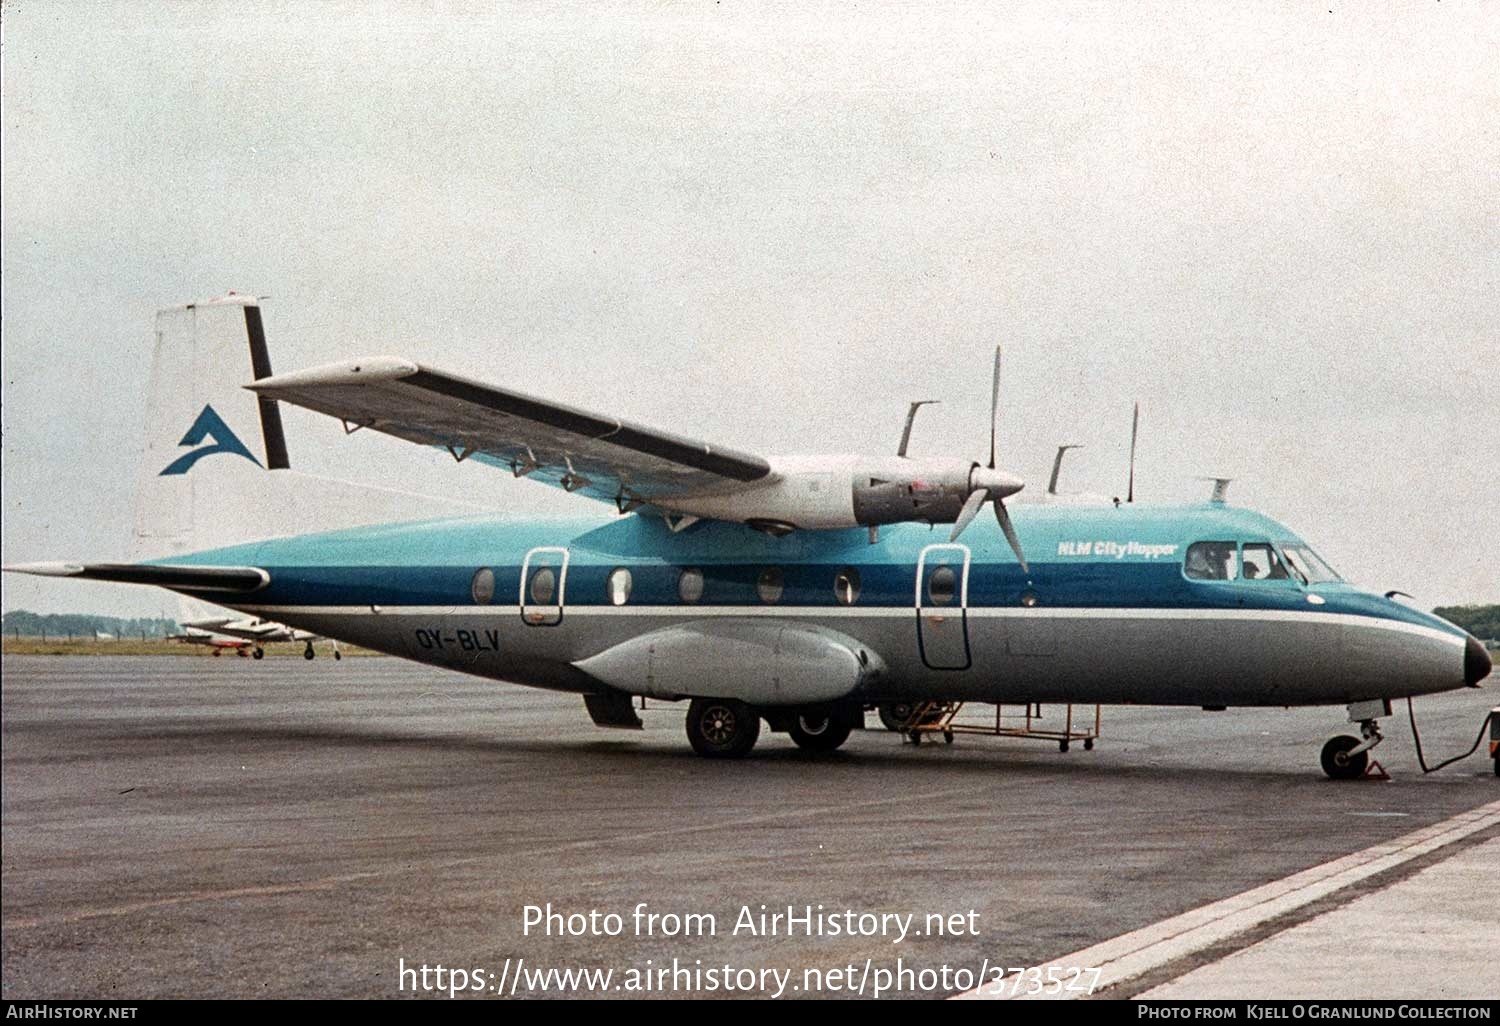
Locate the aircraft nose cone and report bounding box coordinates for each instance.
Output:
[1465,634,1492,687]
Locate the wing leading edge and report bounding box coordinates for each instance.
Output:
[247,358,774,513]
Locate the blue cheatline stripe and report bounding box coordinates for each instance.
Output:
[153,507,1468,639]
[195,560,1466,640]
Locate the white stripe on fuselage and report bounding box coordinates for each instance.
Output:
[236,604,1465,648]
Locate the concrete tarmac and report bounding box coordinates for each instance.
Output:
[1,655,1494,999]
[1140,837,1498,1000]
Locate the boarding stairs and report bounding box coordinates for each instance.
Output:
[897,701,1101,752]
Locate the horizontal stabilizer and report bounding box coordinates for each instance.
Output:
[4,562,269,593]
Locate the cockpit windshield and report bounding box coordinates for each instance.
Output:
[1185,540,1342,584]
[1280,544,1341,584]
[1240,543,1290,581]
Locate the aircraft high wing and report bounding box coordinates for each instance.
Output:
[248,357,772,515]
[248,349,1031,566]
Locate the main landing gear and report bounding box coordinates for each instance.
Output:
[786,709,854,753]
[683,700,857,757]
[302,641,342,660]
[685,698,761,758]
[1321,700,1388,780]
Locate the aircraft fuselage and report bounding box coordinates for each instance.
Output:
[167,502,1481,708]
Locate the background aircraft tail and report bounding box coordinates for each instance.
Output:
[132,293,483,563]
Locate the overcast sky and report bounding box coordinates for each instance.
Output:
[3,1,1496,619]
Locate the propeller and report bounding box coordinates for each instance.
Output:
[1127,400,1139,503]
[948,345,1029,572]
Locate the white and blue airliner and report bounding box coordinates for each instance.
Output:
[7,296,1490,776]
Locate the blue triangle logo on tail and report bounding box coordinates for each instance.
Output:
[160,405,262,476]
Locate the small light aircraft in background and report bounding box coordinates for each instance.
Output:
[178,615,340,660]
[167,625,257,656]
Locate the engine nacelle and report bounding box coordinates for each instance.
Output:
[654,455,977,533]
[849,455,975,527]
[573,620,885,705]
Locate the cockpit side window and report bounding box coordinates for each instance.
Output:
[1184,541,1239,581]
[1240,543,1290,581]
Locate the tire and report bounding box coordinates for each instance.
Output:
[788,709,853,753]
[303,646,315,660]
[1321,735,1368,780]
[252,648,264,660]
[686,698,761,759]
[879,702,941,732]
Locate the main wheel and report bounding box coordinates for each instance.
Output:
[879,702,942,732]
[1321,735,1368,780]
[788,710,853,753]
[252,647,264,660]
[303,645,315,660]
[686,698,761,759]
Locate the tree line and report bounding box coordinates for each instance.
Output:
[2,610,179,638]
[1433,605,1500,642]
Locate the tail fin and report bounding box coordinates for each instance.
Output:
[132,293,482,562]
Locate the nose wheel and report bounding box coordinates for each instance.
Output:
[1321,735,1368,780]
[1321,716,1384,780]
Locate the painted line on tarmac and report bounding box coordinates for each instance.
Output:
[952,799,1500,1001]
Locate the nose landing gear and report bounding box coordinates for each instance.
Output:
[1322,700,1389,780]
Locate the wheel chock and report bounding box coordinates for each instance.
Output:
[1362,759,1390,781]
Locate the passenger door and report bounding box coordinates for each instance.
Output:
[916,543,971,670]
[520,547,570,626]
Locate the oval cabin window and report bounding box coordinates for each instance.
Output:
[834,567,860,605]
[927,565,957,606]
[471,567,496,605]
[756,567,784,604]
[529,566,556,605]
[678,567,705,603]
[606,567,633,606]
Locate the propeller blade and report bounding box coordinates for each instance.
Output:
[1127,400,1139,503]
[994,499,1029,573]
[988,344,1002,469]
[949,488,989,542]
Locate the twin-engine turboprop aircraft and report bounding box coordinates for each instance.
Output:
[179,615,338,661]
[6,296,1490,776]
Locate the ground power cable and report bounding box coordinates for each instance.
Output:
[1406,699,1495,774]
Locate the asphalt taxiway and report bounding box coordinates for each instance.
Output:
[2,655,1495,999]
